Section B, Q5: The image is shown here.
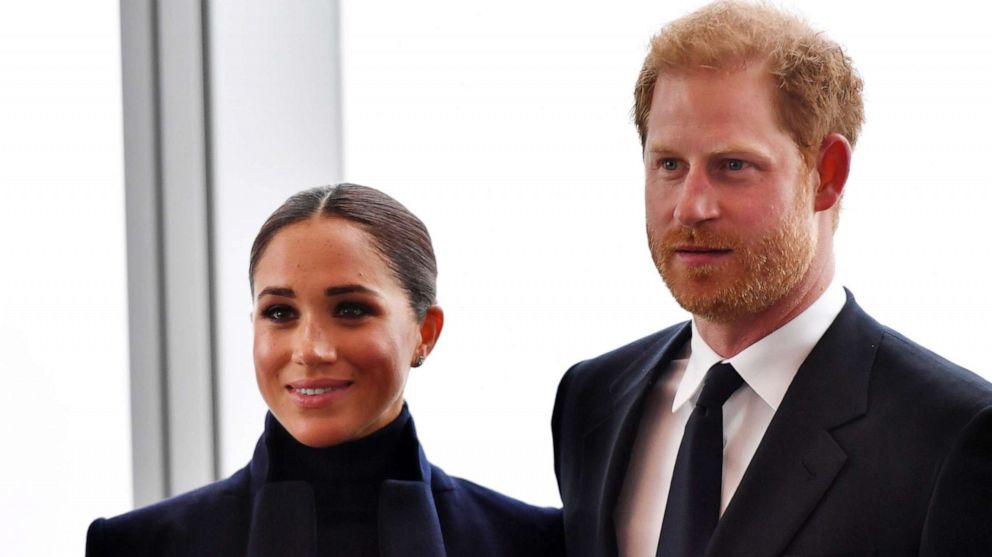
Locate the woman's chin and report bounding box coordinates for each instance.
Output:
[279,410,393,448]
[283,417,356,448]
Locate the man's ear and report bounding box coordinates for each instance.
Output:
[417,305,445,358]
[813,132,852,212]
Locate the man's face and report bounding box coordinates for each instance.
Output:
[643,65,818,323]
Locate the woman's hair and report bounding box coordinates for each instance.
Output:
[633,0,864,166]
[249,183,437,321]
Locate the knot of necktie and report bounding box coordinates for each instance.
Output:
[696,362,744,410]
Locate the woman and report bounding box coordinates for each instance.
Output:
[87,184,563,557]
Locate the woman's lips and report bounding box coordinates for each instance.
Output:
[285,378,353,409]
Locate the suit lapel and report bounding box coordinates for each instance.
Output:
[707,294,882,557]
[577,324,691,556]
[707,417,847,557]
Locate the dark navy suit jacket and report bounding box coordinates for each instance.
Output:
[552,291,992,556]
[87,416,563,557]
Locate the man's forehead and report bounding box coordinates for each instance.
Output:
[649,70,777,117]
[643,72,802,161]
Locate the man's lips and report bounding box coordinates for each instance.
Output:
[673,245,733,264]
[675,245,732,254]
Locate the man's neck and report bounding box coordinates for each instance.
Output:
[694,259,835,358]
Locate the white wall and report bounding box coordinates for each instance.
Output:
[0,2,132,554]
[204,0,992,511]
[208,0,345,476]
[339,0,992,506]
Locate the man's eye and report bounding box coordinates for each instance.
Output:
[724,159,747,171]
[263,305,296,322]
[660,159,679,171]
[335,302,372,319]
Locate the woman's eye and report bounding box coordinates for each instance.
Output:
[335,302,372,319]
[262,305,296,322]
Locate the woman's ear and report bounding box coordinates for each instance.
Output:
[813,132,852,213]
[417,305,444,359]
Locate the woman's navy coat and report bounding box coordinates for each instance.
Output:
[87,419,563,557]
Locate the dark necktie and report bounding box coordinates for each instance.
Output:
[656,362,744,557]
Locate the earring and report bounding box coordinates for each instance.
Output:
[413,355,426,368]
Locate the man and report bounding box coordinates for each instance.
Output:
[551,2,992,556]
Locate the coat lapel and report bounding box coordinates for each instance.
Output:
[379,479,448,557]
[577,324,691,557]
[244,411,449,557]
[245,417,318,557]
[379,441,448,557]
[707,294,882,557]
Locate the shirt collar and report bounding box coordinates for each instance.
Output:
[672,281,846,412]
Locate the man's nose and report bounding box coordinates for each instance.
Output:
[673,166,719,227]
[292,318,336,366]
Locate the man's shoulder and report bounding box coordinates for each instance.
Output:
[552,322,689,441]
[563,322,689,386]
[874,323,992,409]
[86,467,251,556]
[818,295,992,437]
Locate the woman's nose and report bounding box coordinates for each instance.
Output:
[673,166,719,227]
[292,319,336,366]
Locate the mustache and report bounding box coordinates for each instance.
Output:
[651,225,741,255]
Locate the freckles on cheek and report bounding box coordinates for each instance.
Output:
[252,331,283,375]
[353,335,405,377]
[360,338,395,367]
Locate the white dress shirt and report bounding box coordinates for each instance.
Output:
[614,282,847,557]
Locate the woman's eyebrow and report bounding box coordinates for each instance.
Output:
[256,286,294,300]
[325,284,378,297]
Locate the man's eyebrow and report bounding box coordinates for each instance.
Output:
[711,143,773,159]
[256,286,294,300]
[325,284,378,297]
[644,143,774,158]
[644,143,676,154]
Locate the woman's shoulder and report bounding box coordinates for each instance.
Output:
[86,467,252,557]
[430,465,564,557]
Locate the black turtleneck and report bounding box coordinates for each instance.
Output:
[263,405,421,556]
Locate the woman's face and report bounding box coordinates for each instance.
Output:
[251,216,441,447]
